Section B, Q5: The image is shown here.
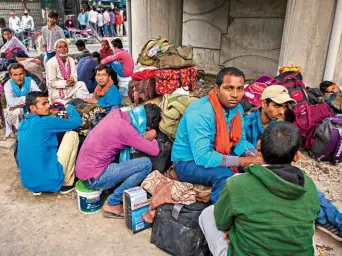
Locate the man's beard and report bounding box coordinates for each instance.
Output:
[58,52,69,57]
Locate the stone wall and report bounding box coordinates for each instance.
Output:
[182,0,287,80]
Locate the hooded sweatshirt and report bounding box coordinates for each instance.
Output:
[214,164,319,256]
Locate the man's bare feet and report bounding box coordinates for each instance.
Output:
[102,203,124,218]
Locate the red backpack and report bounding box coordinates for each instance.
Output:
[275,71,309,107]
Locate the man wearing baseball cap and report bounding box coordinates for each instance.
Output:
[244,85,296,148]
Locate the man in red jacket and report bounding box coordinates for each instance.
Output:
[115,10,123,37]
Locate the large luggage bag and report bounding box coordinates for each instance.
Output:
[128,78,157,104]
[155,67,197,95]
[151,202,210,256]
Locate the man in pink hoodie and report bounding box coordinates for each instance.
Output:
[101,38,134,77]
[75,104,161,218]
[103,8,111,37]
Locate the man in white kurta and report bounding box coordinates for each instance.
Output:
[4,63,40,137]
[46,39,89,104]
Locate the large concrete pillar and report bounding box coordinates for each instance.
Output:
[278,0,336,87]
[131,0,183,62]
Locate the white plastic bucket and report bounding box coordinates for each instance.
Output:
[118,76,132,96]
[75,180,102,215]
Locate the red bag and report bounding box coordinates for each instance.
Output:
[131,69,156,81]
[294,102,334,148]
[155,67,197,95]
[244,75,282,107]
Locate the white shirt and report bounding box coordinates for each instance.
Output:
[9,16,21,31]
[46,56,77,89]
[88,10,98,24]
[4,79,40,107]
[0,36,29,56]
[97,14,104,27]
[21,15,35,30]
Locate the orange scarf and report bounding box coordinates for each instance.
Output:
[94,78,114,100]
[208,88,242,155]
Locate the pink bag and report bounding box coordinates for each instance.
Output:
[244,75,282,107]
[294,102,334,148]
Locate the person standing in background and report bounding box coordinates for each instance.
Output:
[97,10,105,37]
[88,6,98,32]
[115,10,123,37]
[122,7,127,36]
[103,8,111,37]
[41,10,65,62]
[21,9,34,31]
[109,9,116,37]
[77,9,87,30]
[9,10,21,33]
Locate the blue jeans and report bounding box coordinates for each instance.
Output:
[86,157,152,206]
[174,161,234,204]
[110,23,116,37]
[316,189,342,232]
[104,24,110,37]
[108,61,125,77]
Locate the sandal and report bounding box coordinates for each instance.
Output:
[103,210,125,219]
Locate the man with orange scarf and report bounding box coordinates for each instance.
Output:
[171,67,262,203]
[83,64,122,108]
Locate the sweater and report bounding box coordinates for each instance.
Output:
[214,164,320,256]
[18,106,82,192]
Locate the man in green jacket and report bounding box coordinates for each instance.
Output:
[199,121,319,256]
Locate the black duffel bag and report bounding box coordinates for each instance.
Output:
[151,202,210,256]
[131,131,172,173]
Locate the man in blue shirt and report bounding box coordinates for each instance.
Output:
[76,40,98,93]
[83,64,121,108]
[18,91,82,195]
[244,85,296,148]
[77,9,87,30]
[171,67,262,203]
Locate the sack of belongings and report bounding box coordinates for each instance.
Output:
[159,94,198,140]
[156,46,196,69]
[137,38,170,66]
[309,116,342,164]
[151,202,210,256]
[74,103,106,130]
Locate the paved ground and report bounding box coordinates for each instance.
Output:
[0,125,341,255]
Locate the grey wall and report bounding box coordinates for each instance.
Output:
[182,0,287,80]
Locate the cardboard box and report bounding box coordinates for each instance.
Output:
[123,186,151,234]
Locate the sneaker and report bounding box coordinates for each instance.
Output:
[316,223,342,242]
[32,192,42,196]
[60,186,75,195]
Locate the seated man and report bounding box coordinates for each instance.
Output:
[171,67,262,204]
[76,40,98,93]
[18,91,82,195]
[46,39,90,104]
[100,39,113,60]
[75,104,161,218]
[101,38,134,77]
[83,64,121,108]
[4,63,40,137]
[91,51,101,64]
[244,85,296,148]
[319,80,342,93]
[75,39,90,54]
[244,86,342,242]
[200,121,320,256]
[0,28,29,58]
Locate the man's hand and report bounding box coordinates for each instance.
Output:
[67,78,75,86]
[238,156,264,167]
[144,129,157,141]
[223,231,230,244]
[9,104,25,111]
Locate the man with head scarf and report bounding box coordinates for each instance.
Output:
[46,39,90,104]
